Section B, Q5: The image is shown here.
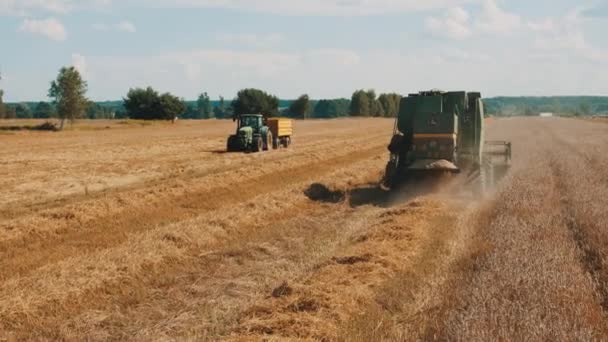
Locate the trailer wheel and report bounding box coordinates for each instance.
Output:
[272,137,280,149]
[282,136,291,148]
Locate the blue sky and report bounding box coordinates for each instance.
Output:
[1,0,607,101]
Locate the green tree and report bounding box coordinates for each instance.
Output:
[313,99,350,118]
[213,96,226,119]
[34,101,55,119]
[365,89,382,117]
[232,88,279,118]
[183,103,197,119]
[197,92,213,119]
[49,66,88,129]
[350,90,370,116]
[289,94,311,119]
[123,87,161,120]
[86,102,115,119]
[378,93,402,117]
[523,105,535,116]
[579,102,591,116]
[158,93,187,121]
[4,105,17,119]
[551,98,562,115]
[15,103,33,119]
[123,87,186,120]
[0,90,6,119]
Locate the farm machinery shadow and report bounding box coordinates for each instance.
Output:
[304,180,442,208]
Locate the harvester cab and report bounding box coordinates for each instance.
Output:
[383,90,511,193]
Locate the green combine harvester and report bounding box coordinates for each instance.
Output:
[383,90,511,192]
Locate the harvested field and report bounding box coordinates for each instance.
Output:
[1,117,608,340]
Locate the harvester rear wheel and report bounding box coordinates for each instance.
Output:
[382,155,400,189]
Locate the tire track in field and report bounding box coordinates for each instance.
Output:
[0,144,387,281]
[0,131,388,219]
[0,156,387,340]
[552,161,608,311]
[547,130,608,313]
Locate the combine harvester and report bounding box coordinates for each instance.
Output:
[383,90,511,193]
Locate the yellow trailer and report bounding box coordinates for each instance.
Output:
[267,118,293,149]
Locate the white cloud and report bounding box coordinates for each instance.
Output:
[91,23,109,30]
[214,33,283,48]
[424,1,523,39]
[425,7,472,40]
[530,10,608,64]
[116,20,136,33]
[148,0,466,16]
[18,17,67,41]
[304,49,361,67]
[474,0,522,34]
[0,0,110,16]
[167,49,301,80]
[2,0,470,17]
[92,20,137,33]
[527,18,556,32]
[71,53,88,76]
[0,0,70,15]
[80,48,364,99]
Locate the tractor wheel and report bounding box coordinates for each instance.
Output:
[252,137,263,153]
[264,133,273,151]
[226,136,237,152]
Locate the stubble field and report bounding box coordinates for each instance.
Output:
[1,117,608,341]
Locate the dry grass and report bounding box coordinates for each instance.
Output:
[0,118,395,340]
[2,117,608,340]
[338,118,608,341]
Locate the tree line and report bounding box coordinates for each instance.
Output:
[485,96,608,116]
[7,64,606,125]
[0,66,406,125]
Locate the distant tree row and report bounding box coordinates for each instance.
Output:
[485,97,608,116]
[350,89,401,117]
[0,90,5,119]
[0,101,56,119]
[0,64,405,123]
[5,64,608,122]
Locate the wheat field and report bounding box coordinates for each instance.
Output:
[1,117,607,341]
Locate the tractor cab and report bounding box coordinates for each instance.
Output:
[237,114,264,131]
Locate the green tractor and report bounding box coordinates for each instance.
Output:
[227,114,274,153]
[383,90,511,192]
